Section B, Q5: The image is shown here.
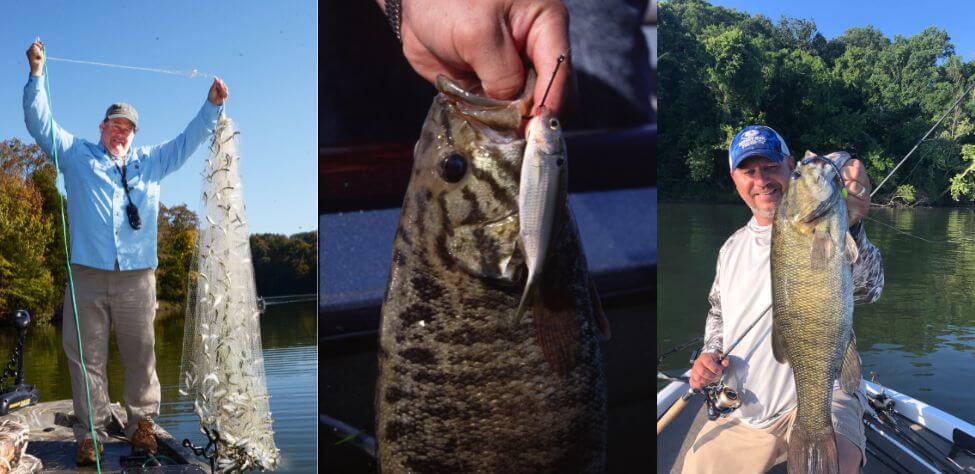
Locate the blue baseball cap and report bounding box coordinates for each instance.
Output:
[728,125,790,170]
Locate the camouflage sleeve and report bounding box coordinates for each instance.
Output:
[850,221,884,304]
[702,254,724,354]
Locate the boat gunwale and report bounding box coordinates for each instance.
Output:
[658,372,975,437]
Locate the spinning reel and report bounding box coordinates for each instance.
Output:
[689,347,743,420]
[701,382,742,420]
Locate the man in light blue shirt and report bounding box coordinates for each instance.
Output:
[23,40,229,466]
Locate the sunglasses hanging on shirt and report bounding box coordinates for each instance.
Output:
[114,160,141,230]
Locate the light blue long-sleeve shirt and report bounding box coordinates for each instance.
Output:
[23,74,222,271]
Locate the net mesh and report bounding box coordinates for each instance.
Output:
[178,115,280,471]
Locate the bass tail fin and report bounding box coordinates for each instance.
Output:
[787,426,839,474]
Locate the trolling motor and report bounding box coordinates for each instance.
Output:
[0,310,41,415]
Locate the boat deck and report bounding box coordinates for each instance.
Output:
[658,396,974,473]
[1,400,207,472]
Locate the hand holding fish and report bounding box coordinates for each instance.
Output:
[690,351,729,390]
[840,158,871,226]
[385,0,571,115]
[26,41,44,76]
[208,77,229,106]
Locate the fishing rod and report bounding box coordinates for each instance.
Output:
[864,393,956,473]
[656,303,771,372]
[871,80,975,198]
[863,373,966,474]
[656,335,701,368]
[691,306,770,421]
[719,304,771,363]
[657,304,772,433]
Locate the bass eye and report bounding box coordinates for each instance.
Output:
[440,153,467,183]
[549,118,560,130]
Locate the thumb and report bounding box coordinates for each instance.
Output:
[721,358,730,367]
[464,30,526,100]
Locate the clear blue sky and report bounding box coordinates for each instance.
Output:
[708,0,975,61]
[0,1,317,235]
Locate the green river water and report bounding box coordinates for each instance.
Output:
[658,203,975,425]
[0,300,317,473]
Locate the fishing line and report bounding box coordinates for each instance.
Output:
[46,56,213,79]
[40,41,103,473]
[900,140,935,185]
[862,214,948,244]
[872,80,975,198]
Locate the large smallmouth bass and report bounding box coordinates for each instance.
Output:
[771,153,861,474]
[376,73,608,473]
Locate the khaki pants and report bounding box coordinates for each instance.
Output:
[62,264,160,443]
[682,388,867,473]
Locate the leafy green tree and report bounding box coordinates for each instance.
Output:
[0,171,56,324]
[0,139,60,324]
[30,165,68,311]
[659,0,975,206]
[156,204,199,304]
[250,232,317,297]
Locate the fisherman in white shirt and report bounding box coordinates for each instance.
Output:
[681,125,885,474]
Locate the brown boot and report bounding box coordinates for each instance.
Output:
[131,419,158,455]
[75,438,104,466]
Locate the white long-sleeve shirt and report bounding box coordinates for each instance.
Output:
[702,218,884,428]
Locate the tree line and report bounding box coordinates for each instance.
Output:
[659,0,975,205]
[0,139,316,325]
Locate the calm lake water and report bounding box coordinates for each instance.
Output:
[0,300,317,473]
[658,203,975,424]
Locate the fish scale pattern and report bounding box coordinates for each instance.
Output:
[376,87,606,473]
[771,158,855,473]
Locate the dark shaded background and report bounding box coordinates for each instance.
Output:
[322,1,654,146]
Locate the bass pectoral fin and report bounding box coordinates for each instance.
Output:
[772,323,789,365]
[845,231,859,264]
[810,229,832,270]
[839,333,861,395]
[532,283,580,376]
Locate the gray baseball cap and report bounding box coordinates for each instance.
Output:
[104,103,139,129]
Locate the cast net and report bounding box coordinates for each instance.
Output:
[179,115,280,472]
